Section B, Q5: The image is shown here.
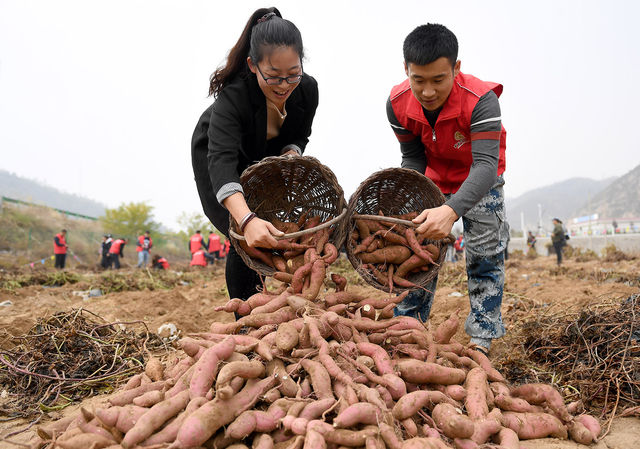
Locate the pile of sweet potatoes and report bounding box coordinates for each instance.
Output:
[33,277,601,449]
[235,215,339,301]
[348,213,442,292]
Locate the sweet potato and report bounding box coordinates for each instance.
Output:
[568,419,594,444]
[175,375,277,448]
[463,348,505,383]
[395,359,466,385]
[575,414,600,441]
[356,342,395,375]
[322,243,339,264]
[433,309,459,344]
[108,381,165,406]
[189,335,236,398]
[358,246,412,265]
[251,291,292,315]
[469,407,502,444]
[252,434,275,449]
[400,437,450,449]
[431,403,475,439]
[132,389,164,407]
[464,367,489,420]
[510,383,571,423]
[392,390,459,420]
[395,254,429,278]
[405,229,437,264]
[141,396,207,446]
[330,273,347,292]
[300,359,334,400]
[333,402,384,428]
[303,259,326,300]
[494,427,520,449]
[215,360,265,398]
[494,393,542,413]
[55,434,114,449]
[225,410,280,439]
[275,322,299,352]
[501,411,568,440]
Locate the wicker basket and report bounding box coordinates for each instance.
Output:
[229,156,347,276]
[346,167,451,293]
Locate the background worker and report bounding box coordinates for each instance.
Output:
[100,234,112,269]
[527,231,537,252]
[551,218,566,265]
[108,237,128,269]
[192,7,318,315]
[190,249,213,267]
[189,230,205,254]
[207,230,222,264]
[152,254,170,270]
[53,229,68,269]
[136,230,153,268]
[387,24,509,355]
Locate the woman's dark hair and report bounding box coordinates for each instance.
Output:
[209,7,304,97]
[403,23,458,67]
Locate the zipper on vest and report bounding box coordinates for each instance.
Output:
[432,129,436,142]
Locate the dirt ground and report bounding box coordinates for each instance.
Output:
[0,254,638,448]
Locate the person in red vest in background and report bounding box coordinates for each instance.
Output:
[207,230,222,264]
[152,254,170,270]
[109,237,129,269]
[189,230,205,254]
[136,230,153,268]
[190,249,214,267]
[53,229,68,269]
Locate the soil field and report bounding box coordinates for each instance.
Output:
[0,253,638,448]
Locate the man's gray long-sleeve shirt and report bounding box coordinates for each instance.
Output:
[387,90,502,217]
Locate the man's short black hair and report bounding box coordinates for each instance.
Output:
[403,23,458,67]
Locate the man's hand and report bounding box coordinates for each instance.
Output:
[413,204,458,239]
[243,218,284,249]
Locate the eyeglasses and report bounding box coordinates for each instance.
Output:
[256,64,303,85]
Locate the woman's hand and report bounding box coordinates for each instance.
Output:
[413,205,458,239]
[243,217,284,248]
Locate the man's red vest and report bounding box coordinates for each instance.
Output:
[158,257,169,269]
[390,73,506,194]
[53,233,67,254]
[137,235,152,252]
[190,250,206,266]
[223,240,230,256]
[109,239,125,254]
[208,233,221,252]
[190,234,203,254]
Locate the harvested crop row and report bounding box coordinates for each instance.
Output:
[33,273,601,449]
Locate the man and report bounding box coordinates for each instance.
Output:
[551,218,566,265]
[136,230,153,268]
[53,229,68,269]
[109,237,128,269]
[387,24,509,355]
[207,230,222,264]
[189,230,205,254]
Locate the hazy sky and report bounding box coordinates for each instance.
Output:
[1,0,639,230]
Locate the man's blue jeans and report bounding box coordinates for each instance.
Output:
[395,176,509,341]
[137,250,150,268]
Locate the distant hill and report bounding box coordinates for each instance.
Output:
[0,170,106,218]
[572,163,640,219]
[506,177,616,232]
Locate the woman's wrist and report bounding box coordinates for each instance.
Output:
[239,212,257,232]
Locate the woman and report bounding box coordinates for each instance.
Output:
[192,7,319,309]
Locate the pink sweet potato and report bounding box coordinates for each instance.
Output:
[189,335,235,398]
[392,390,459,420]
[333,402,384,428]
[300,359,334,400]
[464,367,489,420]
[275,322,299,352]
[55,434,114,449]
[433,309,460,344]
[121,390,191,448]
[132,389,164,407]
[501,411,568,440]
[431,402,475,439]
[575,414,601,441]
[510,383,571,423]
[395,359,466,385]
